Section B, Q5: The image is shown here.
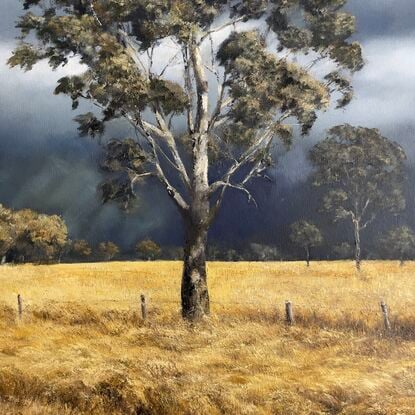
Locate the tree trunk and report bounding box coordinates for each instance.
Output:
[305,247,310,267]
[181,216,210,320]
[181,128,210,320]
[353,220,361,271]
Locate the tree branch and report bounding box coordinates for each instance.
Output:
[199,16,246,44]
[209,128,274,193]
[136,115,190,212]
[190,40,209,134]
[153,107,191,190]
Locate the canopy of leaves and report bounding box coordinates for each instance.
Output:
[136,239,161,259]
[310,125,406,224]
[380,226,415,261]
[289,220,323,248]
[71,239,93,258]
[10,0,363,208]
[97,241,120,260]
[0,204,68,262]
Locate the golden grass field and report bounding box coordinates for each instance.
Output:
[1,260,415,414]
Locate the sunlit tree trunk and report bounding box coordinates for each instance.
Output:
[181,132,210,319]
[181,212,210,319]
[180,42,212,320]
[305,246,310,267]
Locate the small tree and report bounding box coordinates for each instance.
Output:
[310,125,406,271]
[97,241,120,261]
[289,221,323,266]
[250,243,281,261]
[381,226,415,266]
[0,205,16,263]
[71,239,92,260]
[136,239,161,261]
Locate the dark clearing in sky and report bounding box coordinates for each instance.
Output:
[0,0,415,256]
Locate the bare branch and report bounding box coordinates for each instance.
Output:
[208,71,228,131]
[153,107,191,190]
[159,49,182,77]
[88,1,103,27]
[118,28,149,74]
[210,128,274,193]
[210,181,258,207]
[130,171,153,185]
[199,16,246,44]
[361,213,376,230]
[137,115,190,212]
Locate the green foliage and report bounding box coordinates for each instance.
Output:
[97,241,120,260]
[310,125,406,227]
[217,31,329,136]
[0,205,68,263]
[71,239,92,259]
[290,220,323,249]
[136,239,161,260]
[74,113,105,137]
[380,226,415,263]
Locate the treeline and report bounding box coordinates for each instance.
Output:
[2,201,415,265]
[0,204,166,264]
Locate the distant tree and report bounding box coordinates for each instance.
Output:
[332,242,353,260]
[250,243,281,261]
[10,0,363,320]
[0,205,16,263]
[381,226,415,266]
[225,249,240,262]
[310,125,406,271]
[0,207,68,263]
[97,241,120,261]
[136,239,161,261]
[289,221,323,266]
[25,213,68,262]
[71,239,92,260]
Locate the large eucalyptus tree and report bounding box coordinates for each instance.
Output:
[10,0,363,319]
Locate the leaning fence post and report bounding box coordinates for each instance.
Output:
[380,301,391,331]
[17,294,23,320]
[285,300,294,325]
[140,294,147,320]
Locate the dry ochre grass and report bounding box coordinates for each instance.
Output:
[1,260,415,414]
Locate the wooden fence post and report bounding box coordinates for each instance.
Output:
[380,301,391,331]
[140,294,147,320]
[285,300,294,325]
[17,294,23,320]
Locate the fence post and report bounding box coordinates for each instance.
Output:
[17,294,23,320]
[380,301,391,331]
[140,294,147,320]
[285,300,294,325]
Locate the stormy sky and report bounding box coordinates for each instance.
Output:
[0,0,414,255]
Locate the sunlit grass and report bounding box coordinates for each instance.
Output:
[1,260,415,414]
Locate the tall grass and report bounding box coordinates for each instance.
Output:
[1,261,415,414]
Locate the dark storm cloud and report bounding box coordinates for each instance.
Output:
[0,0,415,252]
[348,0,415,39]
